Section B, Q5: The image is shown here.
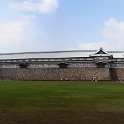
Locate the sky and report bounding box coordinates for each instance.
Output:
[0,0,124,53]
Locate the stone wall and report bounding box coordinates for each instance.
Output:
[0,67,111,81]
[112,68,124,81]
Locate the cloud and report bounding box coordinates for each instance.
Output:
[0,16,30,43]
[78,42,108,50]
[67,41,108,51]
[71,18,124,51]
[102,17,124,50]
[9,0,59,14]
[0,16,44,53]
[1,16,124,53]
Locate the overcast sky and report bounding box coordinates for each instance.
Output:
[0,0,124,53]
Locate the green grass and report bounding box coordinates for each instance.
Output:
[0,81,124,124]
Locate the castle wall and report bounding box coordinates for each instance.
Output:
[112,68,124,81]
[1,48,124,81]
[0,67,111,81]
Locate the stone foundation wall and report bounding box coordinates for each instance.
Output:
[0,67,111,81]
[112,68,124,81]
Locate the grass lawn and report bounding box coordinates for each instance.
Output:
[0,81,124,124]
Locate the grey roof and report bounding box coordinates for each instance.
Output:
[90,47,113,57]
[0,50,124,60]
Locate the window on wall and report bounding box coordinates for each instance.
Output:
[95,57,108,60]
[58,63,68,68]
[19,63,28,69]
[96,62,106,68]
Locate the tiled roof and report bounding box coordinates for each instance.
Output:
[0,50,124,60]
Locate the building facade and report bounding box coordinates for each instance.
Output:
[0,48,124,81]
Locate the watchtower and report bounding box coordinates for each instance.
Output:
[90,47,113,68]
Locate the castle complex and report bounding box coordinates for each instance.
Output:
[0,48,124,81]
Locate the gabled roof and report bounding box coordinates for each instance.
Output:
[95,47,107,54]
[90,47,113,57]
